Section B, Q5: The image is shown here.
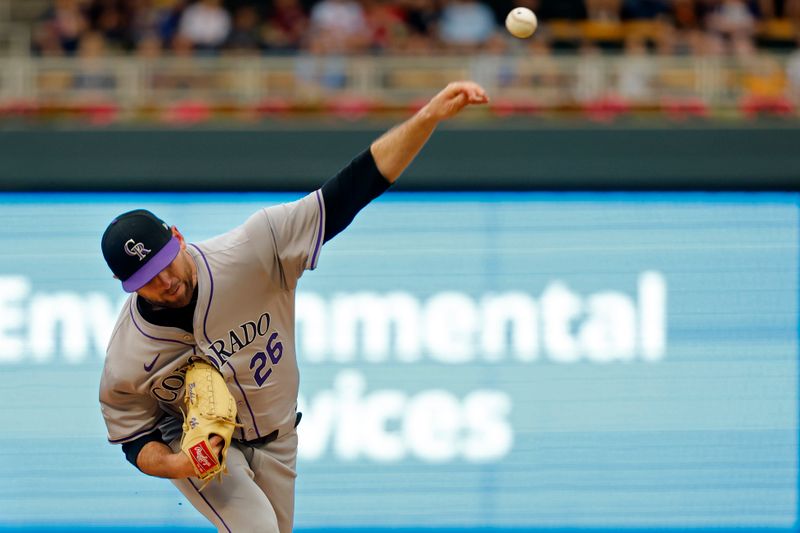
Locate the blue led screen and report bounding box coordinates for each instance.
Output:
[0,192,797,531]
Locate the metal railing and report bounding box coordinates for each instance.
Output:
[1,53,798,120]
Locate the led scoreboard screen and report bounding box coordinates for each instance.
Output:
[0,192,797,531]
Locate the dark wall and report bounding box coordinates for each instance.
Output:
[2,123,798,191]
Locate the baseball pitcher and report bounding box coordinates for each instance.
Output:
[99,82,489,532]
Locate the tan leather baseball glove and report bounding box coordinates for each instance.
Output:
[180,361,238,488]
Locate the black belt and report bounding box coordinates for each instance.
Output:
[240,412,302,447]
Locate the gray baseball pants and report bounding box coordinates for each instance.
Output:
[170,429,298,533]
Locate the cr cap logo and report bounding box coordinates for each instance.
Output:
[124,239,151,261]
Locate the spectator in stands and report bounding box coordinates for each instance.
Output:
[29,0,800,58]
[672,0,701,29]
[34,0,90,56]
[705,0,758,54]
[438,0,497,50]
[136,32,164,58]
[129,0,185,51]
[401,0,440,53]
[224,5,261,54]
[89,0,132,51]
[654,0,690,54]
[363,0,410,52]
[652,21,681,53]
[178,0,231,52]
[620,0,671,52]
[404,0,440,35]
[171,32,196,57]
[262,0,309,52]
[309,0,370,52]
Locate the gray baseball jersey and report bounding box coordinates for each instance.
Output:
[99,189,324,465]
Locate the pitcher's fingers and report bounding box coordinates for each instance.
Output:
[467,84,489,102]
[451,91,468,106]
[209,434,224,453]
[445,83,467,98]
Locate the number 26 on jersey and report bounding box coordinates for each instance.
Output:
[249,332,283,387]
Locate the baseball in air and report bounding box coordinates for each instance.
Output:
[505,7,538,39]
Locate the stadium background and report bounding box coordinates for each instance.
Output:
[1,1,799,532]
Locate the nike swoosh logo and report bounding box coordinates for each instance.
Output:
[144,353,161,372]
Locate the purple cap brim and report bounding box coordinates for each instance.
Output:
[121,237,181,293]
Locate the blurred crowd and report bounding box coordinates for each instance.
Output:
[32,0,800,59]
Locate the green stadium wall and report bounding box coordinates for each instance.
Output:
[1,123,798,190]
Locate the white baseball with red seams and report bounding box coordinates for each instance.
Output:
[505,7,538,38]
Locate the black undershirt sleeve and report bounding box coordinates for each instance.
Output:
[121,430,166,471]
[320,147,392,244]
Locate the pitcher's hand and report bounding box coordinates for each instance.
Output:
[422,81,489,122]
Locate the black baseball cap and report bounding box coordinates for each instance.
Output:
[101,209,181,293]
